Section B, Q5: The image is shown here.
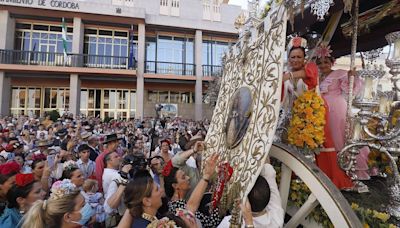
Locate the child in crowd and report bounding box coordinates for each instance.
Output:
[81,179,106,223]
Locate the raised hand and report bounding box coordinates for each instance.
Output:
[203,153,219,180]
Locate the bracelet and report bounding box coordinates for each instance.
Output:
[114,178,129,186]
[119,171,129,180]
[202,178,210,184]
[245,225,254,228]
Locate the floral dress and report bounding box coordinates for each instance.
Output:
[168,199,221,228]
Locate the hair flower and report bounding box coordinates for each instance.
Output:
[162,160,173,177]
[32,153,46,161]
[0,161,21,176]
[15,173,35,187]
[63,160,78,171]
[50,179,78,200]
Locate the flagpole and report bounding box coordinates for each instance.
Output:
[61,17,68,66]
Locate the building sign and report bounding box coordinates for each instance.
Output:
[0,0,145,19]
[0,0,79,9]
[160,104,178,118]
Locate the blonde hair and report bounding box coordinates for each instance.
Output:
[21,190,80,228]
[67,140,77,152]
[82,179,98,193]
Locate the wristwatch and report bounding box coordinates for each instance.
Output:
[114,178,129,186]
[119,170,129,180]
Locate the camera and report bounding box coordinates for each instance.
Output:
[122,153,148,178]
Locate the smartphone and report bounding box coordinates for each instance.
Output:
[7,153,15,161]
[47,154,55,168]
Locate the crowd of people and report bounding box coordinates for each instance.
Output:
[0,114,284,228]
[0,36,372,228]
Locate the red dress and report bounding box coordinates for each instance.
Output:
[283,63,353,189]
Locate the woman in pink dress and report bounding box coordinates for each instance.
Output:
[316,53,375,180]
[281,38,353,189]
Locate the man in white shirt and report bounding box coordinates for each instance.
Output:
[102,152,132,217]
[218,163,284,228]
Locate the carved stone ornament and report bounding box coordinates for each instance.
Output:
[203,1,287,219]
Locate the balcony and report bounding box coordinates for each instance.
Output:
[202,64,222,76]
[145,61,195,75]
[0,49,136,70]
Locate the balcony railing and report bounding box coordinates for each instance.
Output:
[145,61,195,75]
[202,64,222,76]
[0,49,136,70]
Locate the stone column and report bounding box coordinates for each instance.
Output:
[0,10,15,49]
[195,30,203,120]
[0,11,15,117]
[136,23,145,119]
[72,17,84,66]
[0,72,11,117]
[69,74,81,117]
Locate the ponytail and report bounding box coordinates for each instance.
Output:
[21,200,46,228]
[21,190,80,228]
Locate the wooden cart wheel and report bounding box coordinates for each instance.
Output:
[270,143,362,228]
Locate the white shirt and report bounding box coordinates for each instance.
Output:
[217,163,284,228]
[103,168,126,215]
[102,168,119,195]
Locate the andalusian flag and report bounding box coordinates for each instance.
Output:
[61,17,68,65]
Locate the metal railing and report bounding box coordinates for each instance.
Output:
[145,60,195,75]
[202,64,222,76]
[0,49,136,70]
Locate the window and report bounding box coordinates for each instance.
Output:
[145,37,157,62]
[80,88,136,119]
[83,28,131,68]
[11,87,68,117]
[44,88,69,110]
[146,91,194,104]
[160,0,180,16]
[159,91,169,103]
[202,40,229,66]
[145,35,194,75]
[15,23,73,53]
[148,91,158,103]
[170,92,180,103]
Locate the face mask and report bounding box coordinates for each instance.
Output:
[71,203,94,225]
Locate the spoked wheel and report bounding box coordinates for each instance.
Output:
[270,143,363,228]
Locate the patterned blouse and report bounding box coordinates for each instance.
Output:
[167,199,221,228]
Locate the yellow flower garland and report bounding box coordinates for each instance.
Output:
[288,91,326,149]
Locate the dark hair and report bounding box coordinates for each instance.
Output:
[61,166,79,180]
[248,176,270,212]
[148,156,164,166]
[165,213,189,228]
[0,172,19,185]
[163,167,179,198]
[315,56,335,65]
[31,159,45,170]
[288,46,306,57]
[78,144,90,153]
[124,172,154,218]
[103,152,114,168]
[7,181,37,209]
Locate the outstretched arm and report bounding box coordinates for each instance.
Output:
[186,153,218,213]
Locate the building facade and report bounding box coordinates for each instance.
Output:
[0,0,240,120]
